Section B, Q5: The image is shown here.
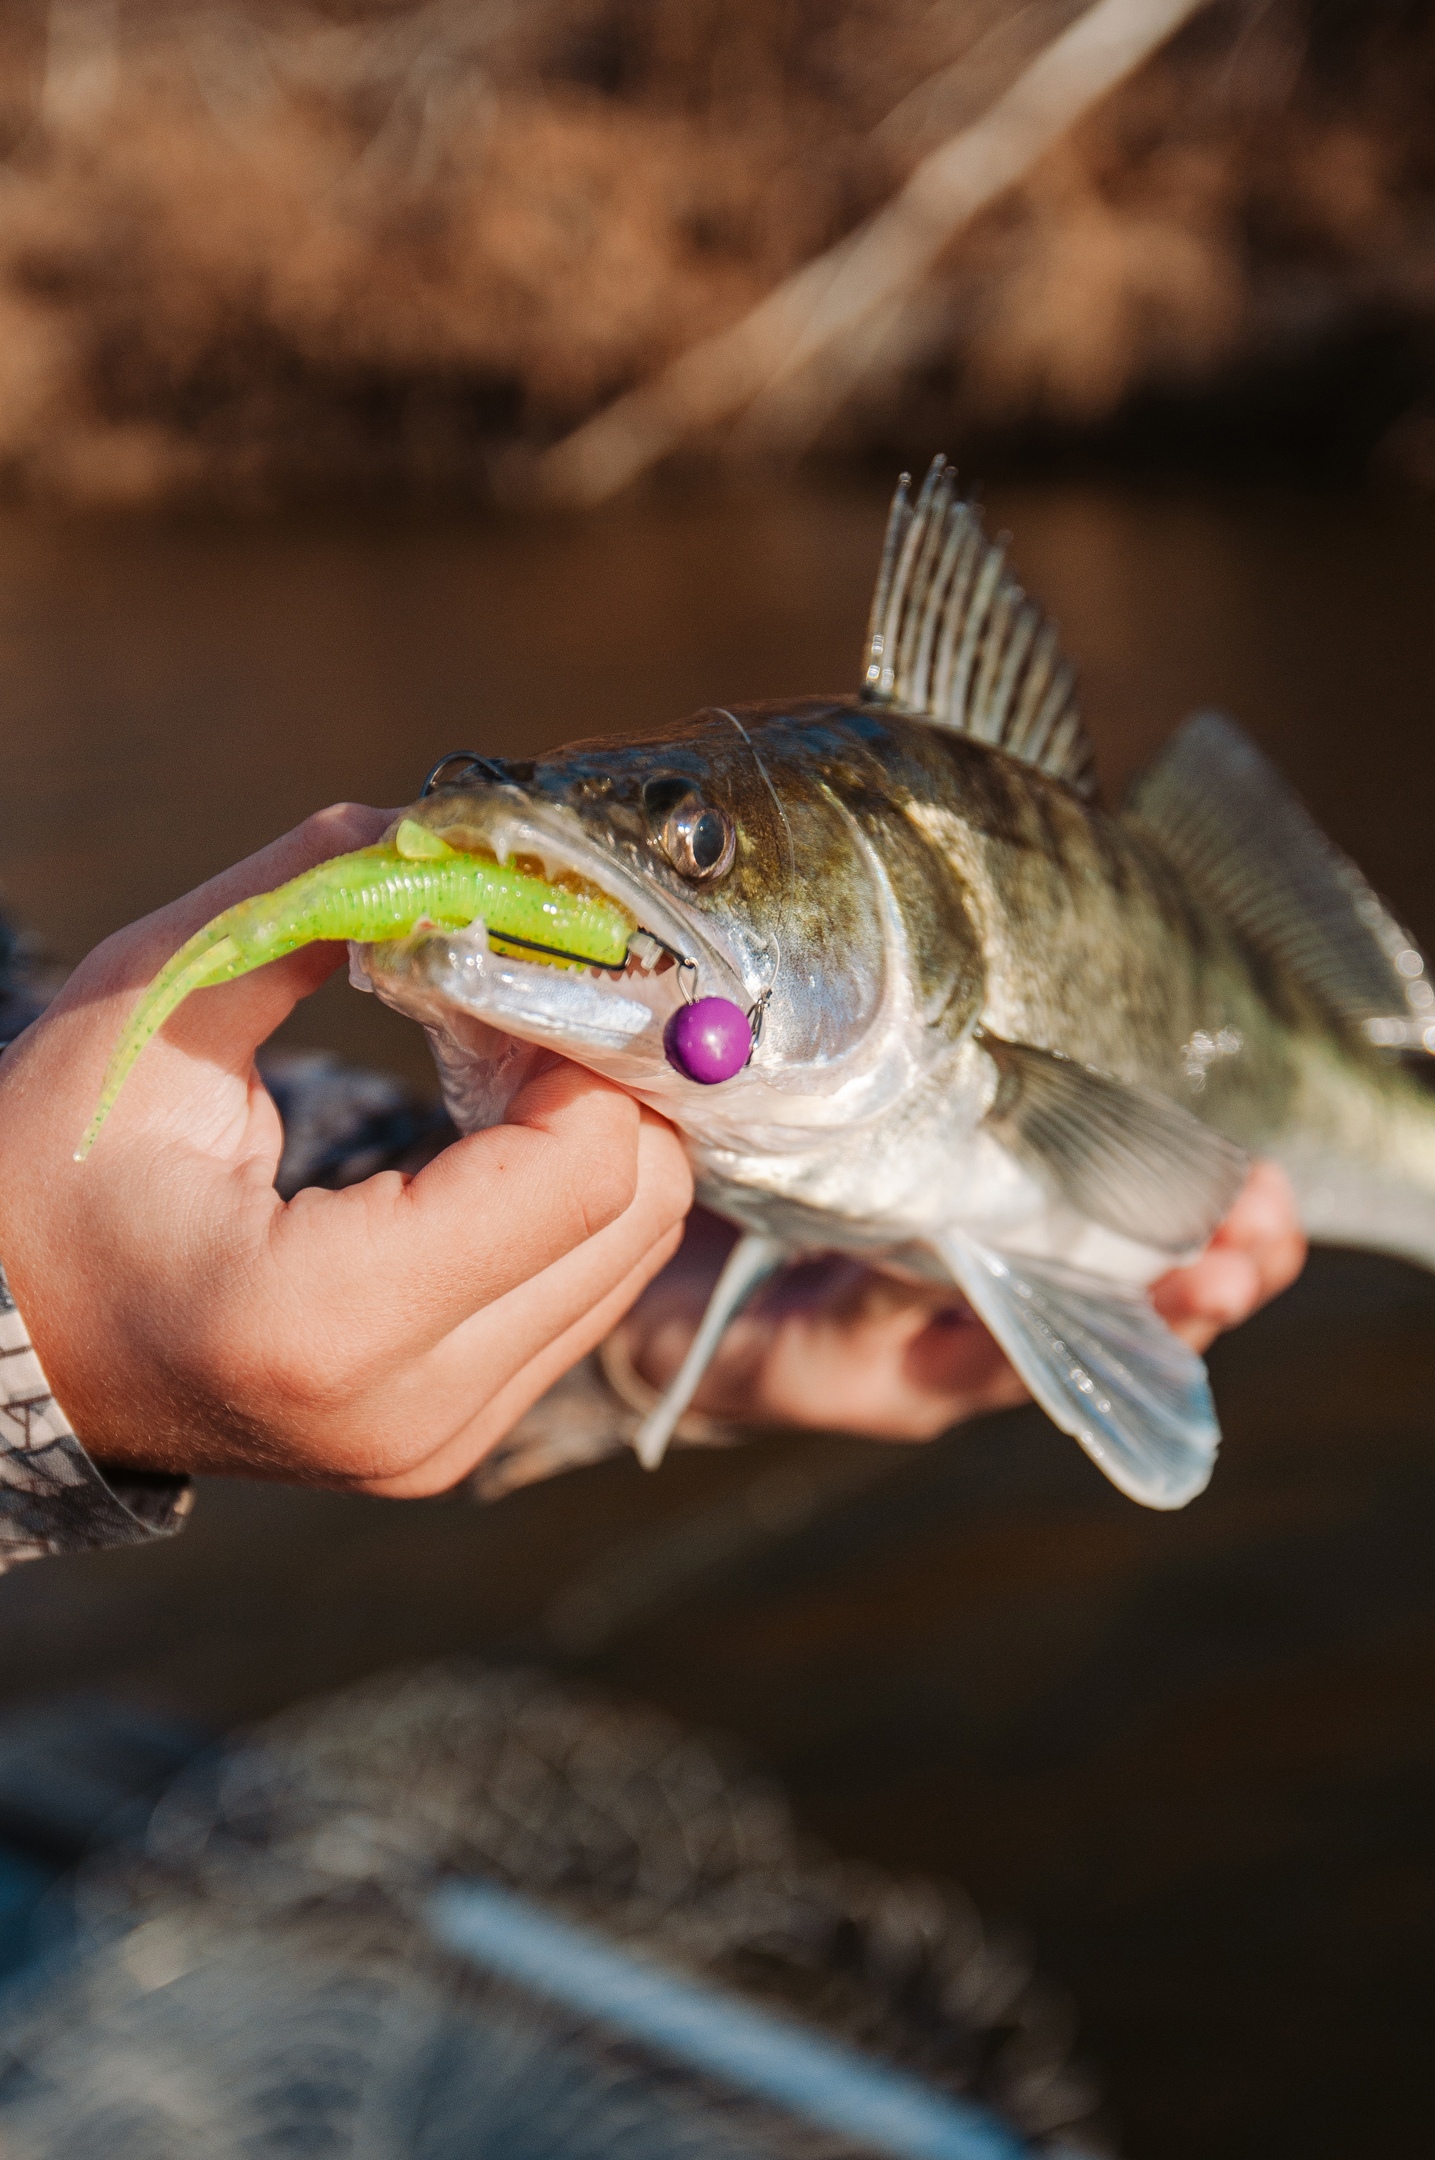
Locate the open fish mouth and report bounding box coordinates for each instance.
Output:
[359,797,751,1066]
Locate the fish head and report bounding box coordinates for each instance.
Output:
[361,700,984,1143]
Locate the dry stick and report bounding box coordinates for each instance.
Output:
[536,0,1212,507]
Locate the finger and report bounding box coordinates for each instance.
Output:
[61,805,394,1010]
[1210,1158,1296,1249]
[632,1260,1026,1441]
[1211,1159,1307,1305]
[43,807,397,1148]
[173,938,351,1046]
[309,1110,689,1489]
[274,1075,688,1364]
[360,1218,688,1498]
[414,1103,693,1388]
[747,1296,1028,1438]
[1253,1221,1307,1306]
[1152,1246,1261,1351]
[148,803,405,1055]
[147,804,396,961]
[1153,1159,1307,1350]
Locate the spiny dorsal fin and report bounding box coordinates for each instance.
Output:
[861,455,1095,799]
[1125,711,1435,1054]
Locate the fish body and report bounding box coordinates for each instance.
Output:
[360,463,1435,1505]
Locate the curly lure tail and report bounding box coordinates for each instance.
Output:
[77,821,634,1161]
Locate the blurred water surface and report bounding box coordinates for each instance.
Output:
[0,477,1433,2160]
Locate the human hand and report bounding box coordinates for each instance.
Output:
[0,807,692,1496]
[613,1162,1307,1442]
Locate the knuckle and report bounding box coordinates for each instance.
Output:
[573,1149,640,1240]
[300,802,382,857]
[647,1143,695,1229]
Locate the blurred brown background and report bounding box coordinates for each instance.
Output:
[0,1,1434,505]
[1,7,1434,2159]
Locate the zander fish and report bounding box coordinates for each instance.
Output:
[88,460,1435,1507]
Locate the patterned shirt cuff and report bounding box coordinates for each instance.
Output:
[0,1264,192,1571]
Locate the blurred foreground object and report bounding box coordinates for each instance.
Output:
[2,0,1435,502]
[0,1664,1109,2155]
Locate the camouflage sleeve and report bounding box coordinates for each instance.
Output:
[0,929,191,1567]
[0,1262,193,1572]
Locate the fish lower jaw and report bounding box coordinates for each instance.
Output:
[358,923,682,1067]
[694,1178,922,1259]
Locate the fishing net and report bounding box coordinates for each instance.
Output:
[0,1664,1110,2157]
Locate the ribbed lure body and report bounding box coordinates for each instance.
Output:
[77,822,633,1159]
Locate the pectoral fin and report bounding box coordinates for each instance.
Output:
[938,1232,1219,1508]
[980,1032,1246,1253]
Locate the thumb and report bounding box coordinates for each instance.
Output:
[148,802,400,1055]
[75,799,392,1020]
[296,1061,658,1358]
[52,804,396,1153]
[159,800,400,1051]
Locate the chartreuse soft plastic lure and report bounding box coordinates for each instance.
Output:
[76,819,634,1160]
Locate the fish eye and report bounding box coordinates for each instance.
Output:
[657,793,736,882]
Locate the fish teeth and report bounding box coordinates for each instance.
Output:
[625,930,664,976]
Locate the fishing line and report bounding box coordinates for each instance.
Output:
[715,707,785,1022]
[718,707,795,894]
[485,929,630,973]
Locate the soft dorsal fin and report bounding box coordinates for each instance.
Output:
[861,455,1095,799]
[1125,712,1435,1053]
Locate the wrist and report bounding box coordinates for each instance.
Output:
[0,1256,192,1566]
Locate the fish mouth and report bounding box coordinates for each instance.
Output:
[360,795,752,1066]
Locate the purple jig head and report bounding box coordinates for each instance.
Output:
[664,997,752,1084]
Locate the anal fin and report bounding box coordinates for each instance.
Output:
[938,1232,1219,1509]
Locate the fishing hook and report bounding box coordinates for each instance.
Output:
[421,750,513,795]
